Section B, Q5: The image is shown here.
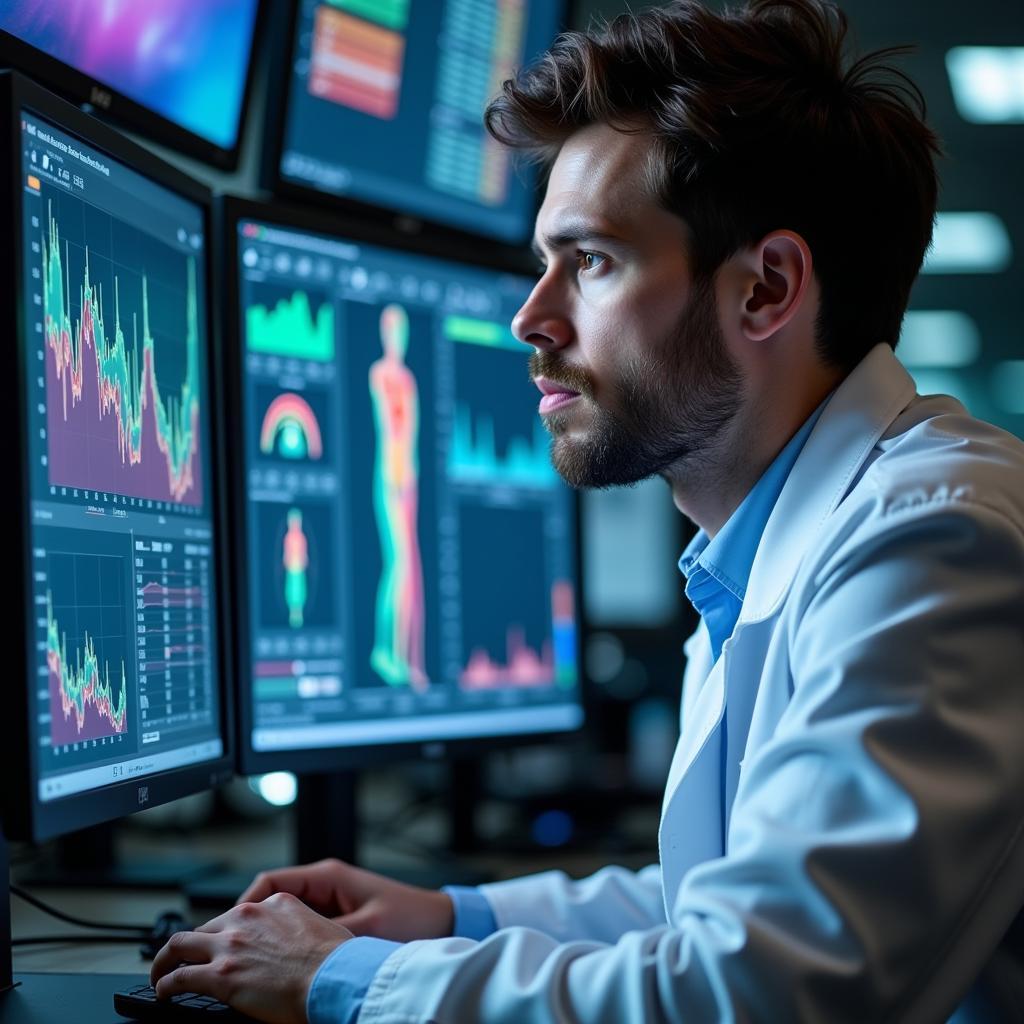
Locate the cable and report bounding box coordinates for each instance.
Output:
[10,883,148,934]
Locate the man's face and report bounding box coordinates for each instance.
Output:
[515,123,743,489]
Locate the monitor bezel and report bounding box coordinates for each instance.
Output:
[0,71,235,842]
[260,0,567,249]
[219,193,587,777]
[0,0,268,171]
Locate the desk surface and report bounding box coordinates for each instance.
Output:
[3,972,149,1024]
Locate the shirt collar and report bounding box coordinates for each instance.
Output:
[678,399,830,602]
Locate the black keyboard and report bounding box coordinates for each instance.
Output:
[113,982,256,1021]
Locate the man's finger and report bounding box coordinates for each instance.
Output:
[336,906,379,937]
[237,867,309,905]
[237,871,277,905]
[153,960,226,1003]
[150,930,216,987]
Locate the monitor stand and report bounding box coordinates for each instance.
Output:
[295,770,358,865]
[295,764,491,890]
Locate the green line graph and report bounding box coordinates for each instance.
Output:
[47,590,128,743]
[246,291,336,362]
[43,203,203,505]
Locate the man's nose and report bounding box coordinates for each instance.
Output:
[511,279,573,352]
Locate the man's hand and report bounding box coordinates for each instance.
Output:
[238,858,455,942]
[150,892,351,1024]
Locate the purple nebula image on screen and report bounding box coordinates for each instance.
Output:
[1,0,260,148]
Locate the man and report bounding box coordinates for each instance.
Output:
[152,1,1024,1020]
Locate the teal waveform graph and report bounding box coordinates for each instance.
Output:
[45,546,131,746]
[42,201,203,505]
[449,403,556,487]
[447,325,556,489]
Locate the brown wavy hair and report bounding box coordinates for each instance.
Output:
[485,0,941,371]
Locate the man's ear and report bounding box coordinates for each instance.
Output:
[740,231,813,342]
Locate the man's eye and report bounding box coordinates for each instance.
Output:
[576,251,605,273]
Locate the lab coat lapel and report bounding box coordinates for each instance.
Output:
[722,620,775,833]
[660,651,727,903]
[665,648,724,799]
[658,345,918,913]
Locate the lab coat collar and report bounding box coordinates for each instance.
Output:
[740,343,916,623]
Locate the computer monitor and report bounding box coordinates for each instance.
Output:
[222,197,583,776]
[0,72,233,846]
[269,0,565,243]
[0,0,265,169]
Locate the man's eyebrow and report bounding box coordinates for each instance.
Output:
[532,220,630,261]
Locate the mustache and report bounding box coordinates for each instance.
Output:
[528,351,593,398]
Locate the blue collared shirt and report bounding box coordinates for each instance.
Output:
[678,403,827,661]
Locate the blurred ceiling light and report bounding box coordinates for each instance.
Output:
[898,310,981,368]
[991,360,1024,414]
[922,212,1013,274]
[946,47,1024,124]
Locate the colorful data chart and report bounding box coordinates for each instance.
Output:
[257,502,337,631]
[283,508,310,628]
[551,579,578,689]
[259,391,324,461]
[426,0,525,205]
[309,1,408,119]
[460,624,553,690]
[368,303,428,690]
[460,582,576,690]
[444,313,521,351]
[45,551,130,746]
[43,204,203,505]
[447,314,555,487]
[246,290,335,362]
[449,405,556,487]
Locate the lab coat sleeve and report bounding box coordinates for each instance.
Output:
[477,863,666,943]
[352,501,1024,1024]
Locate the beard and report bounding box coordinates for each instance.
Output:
[529,276,743,489]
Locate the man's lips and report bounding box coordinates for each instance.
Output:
[534,376,582,414]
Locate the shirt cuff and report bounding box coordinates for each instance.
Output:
[306,935,401,1024]
[442,885,498,940]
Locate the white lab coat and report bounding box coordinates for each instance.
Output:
[358,344,1024,1023]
